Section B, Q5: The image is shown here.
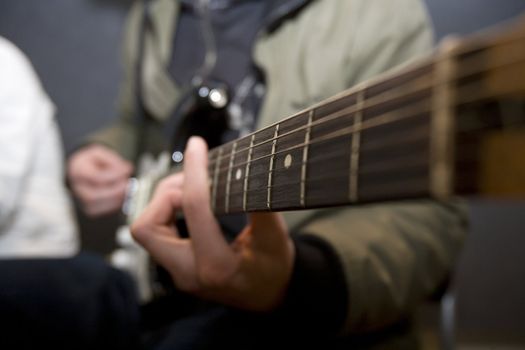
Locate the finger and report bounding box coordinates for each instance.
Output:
[93,166,133,185]
[132,230,199,293]
[89,144,134,170]
[133,187,183,232]
[70,161,132,187]
[89,163,133,186]
[84,198,124,217]
[69,146,133,185]
[73,180,129,216]
[131,188,198,291]
[182,137,234,262]
[154,173,184,197]
[72,179,128,205]
[249,212,290,253]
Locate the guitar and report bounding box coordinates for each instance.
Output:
[111,14,525,302]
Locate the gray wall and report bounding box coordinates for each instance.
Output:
[1,0,524,346]
[0,0,128,153]
[425,0,525,40]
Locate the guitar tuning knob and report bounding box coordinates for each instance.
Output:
[172,151,184,163]
[197,85,229,109]
[208,87,228,109]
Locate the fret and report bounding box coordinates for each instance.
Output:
[300,110,314,207]
[305,94,356,208]
[207,149,217,196]
[358,65,434,202]
[227,137,250,213]
[224,141,237,214]
[211,147,223,212]
[272,111,310,210]
[430,42,458,199]
[267,124,280,209]
[349,90,365,202]
[214,143,234,214]
[243,135,255,211]
[247,126,274,211]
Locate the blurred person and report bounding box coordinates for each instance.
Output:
[0,36,139,350]
[0,36,78,256]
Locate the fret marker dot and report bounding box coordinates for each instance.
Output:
[284,154,293,169]
[235,168,242,180]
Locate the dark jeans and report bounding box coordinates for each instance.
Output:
[0,253,141,350]
[0,253,414,350]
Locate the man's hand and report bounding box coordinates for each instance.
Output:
[131,136,295,311]
[67,144,134,217]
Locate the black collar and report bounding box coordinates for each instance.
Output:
[177,0,313,34]
[179,0,259,11]
[260,0,312,34]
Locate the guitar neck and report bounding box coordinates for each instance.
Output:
[207,15,525,215]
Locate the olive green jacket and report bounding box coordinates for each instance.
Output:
[89,0,467,345]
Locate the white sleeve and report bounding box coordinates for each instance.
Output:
[0,37,43,224]
[0,37,79,256]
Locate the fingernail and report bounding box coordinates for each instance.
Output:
[187,136,207,151]
[188,136,199,147]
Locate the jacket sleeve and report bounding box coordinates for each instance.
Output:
[0,37,79,256]
[0,37,44,224]
[85,1,144,161]
[298,200,467,334]
[285,0,467,335]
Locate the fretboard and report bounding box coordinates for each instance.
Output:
[207,15,525,215]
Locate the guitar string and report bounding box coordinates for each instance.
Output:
[209,72,433,164]
[213,106,525,210]
[213,124,503,203]
[213,124,430,185]
[208,27,525,162]
[215,178,431,212]
[209,46,525,170]
[213,152,430,201]
[207,78,523,203]
[210,75,431,163]
[231,177,431,211]
[210,65,523,182]
[211,98,430,176]
[212,111,525,200]
[208,39,525,169]
[209,56,525,180]
[207,24,525,163]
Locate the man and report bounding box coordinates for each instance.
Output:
[68,0,467,348]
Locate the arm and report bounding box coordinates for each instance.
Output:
[84,1,144,161]
[281,0,466,334]
[131,137,295,311]
[0,37,48,223]
[0,37,79,256]
[259,0,466,336]
[67,3,143,216]
[295,200,467,334]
